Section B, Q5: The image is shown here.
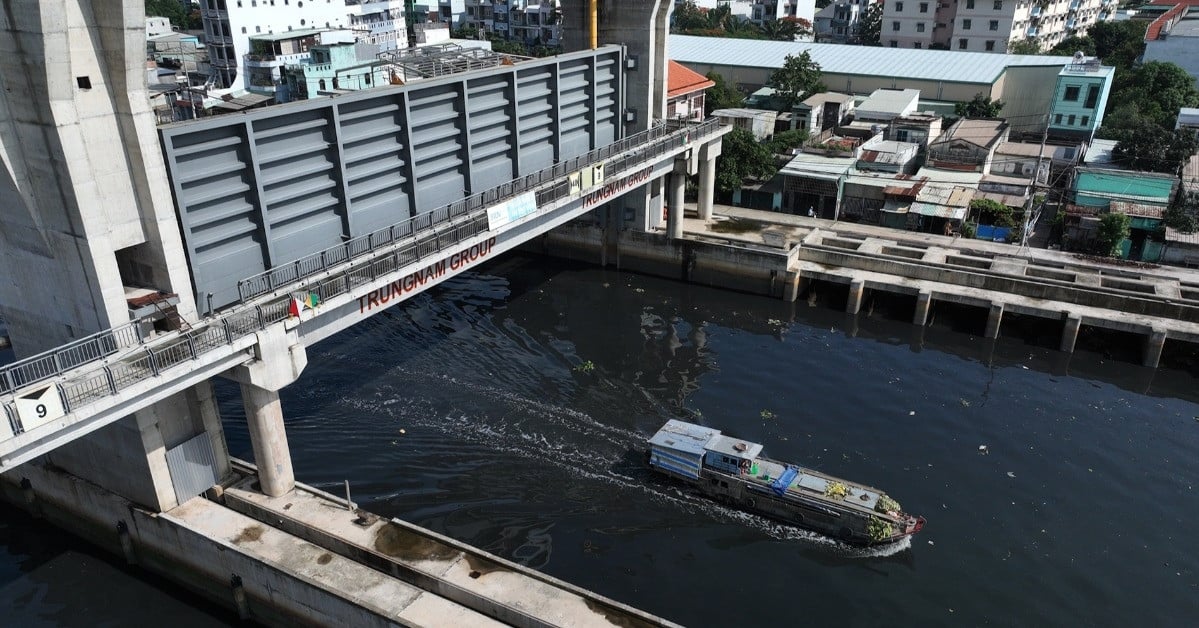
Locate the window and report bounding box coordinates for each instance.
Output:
[76,76,91,89]
[1054,113,1062,124]
[920,2,928,12]
[1081,115,1090,126]
[915,42,922,48]
[892,21,900,31]
[985,40,995,51]
[967,0,975,7]
[256,25,261,32]
[963,19,972,29]
[1068,114,1076,126]
[896,1,904,10]
[1064,85,1080,101]
[1084,85,1100,108]
[958,38,968,49]
[241,26,247,33]
[917,22,925,32]
[990,20,999,30]
[891,40,899,47]
[993,0,1003,8]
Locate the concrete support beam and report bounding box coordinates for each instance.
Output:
[224,326,308,392]
[846,279,865,315]
[668,172,685,239]
[1060,314,1082,353]
[240,384,295,497]
[984,303,1005,339]
[913,290,932,326]
[783,272,806,303]
[1143,328,1167,368]
[697,141,721,221]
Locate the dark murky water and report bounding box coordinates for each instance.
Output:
[4,254,1198,625]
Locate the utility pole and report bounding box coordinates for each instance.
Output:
[1020,115,1050,253]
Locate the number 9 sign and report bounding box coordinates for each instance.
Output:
[15,385,66,431]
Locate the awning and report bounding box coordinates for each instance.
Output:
[910,202,967,219]
[881,199,910,214]
[977,191,1026,208]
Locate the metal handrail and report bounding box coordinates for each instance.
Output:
[0,118,723,439]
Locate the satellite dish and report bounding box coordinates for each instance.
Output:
[1072,51,1085,63]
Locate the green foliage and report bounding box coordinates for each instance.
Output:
[766,129,809,153]
[704,72,746,116]
[1165,202,1199,233]
[962,221,978,239]
[672,2,767,40]
[1047,36,1096,58]
[825,482,849,500]
[857,3,882,46]
[452,25,480,40]
[816,0,834,7]
[759,17,811,42]
[1112,123,1199,174]
[954,93,1005,118]
[768,52,824,111]
[489,38,529,56]
[673,1,714,31]
[573,360,595,374]
[867,517,894,542]
[875,495,901,513]
[970,198,1018,228]
[1097,212,1131,257]
[715,128,776,194]
[146,0,188,29]
[1007,38,1042,55]
[1088,20,1147,70]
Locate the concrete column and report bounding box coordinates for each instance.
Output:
[668,172,685,239]
[698,141,721,221]
[1143,328,1167,369]
[240,384,295,497]
[1060,314,1082,353]
[783,272,807,303]
[984,303,1004,339]
[913,290,932,326]
[846,279,865,315]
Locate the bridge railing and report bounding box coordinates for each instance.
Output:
[236,118,722,304]
[1,118,723,442]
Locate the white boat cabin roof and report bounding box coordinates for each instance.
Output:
[648,419,721,456]
[706,435,764,460]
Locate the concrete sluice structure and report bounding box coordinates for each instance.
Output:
[540,205,1199,370]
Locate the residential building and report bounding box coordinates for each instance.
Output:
[1046,54,1113,142]
[795,92,855,135]
[282,41,390,101]
[855,88,920,123]
[888,113,942,148]
[814,0,879,43]
[667,61,716,122]
[1143,2,1199,87]
[713,108,780,139]
[881,0,1116,54]
[242,29,355,100]
[486,1,562,47]
[199,0,408,88]
[779,151,857,216]
[1177,108,1199,139]
[927,118,1010,172]
[856,138,922,173]
[750,0,818,26]
[671,35,1075,135]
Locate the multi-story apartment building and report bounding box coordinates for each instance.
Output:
[814,0,880,43]
[199,0,408,88]
[750,0,818,25]
[476,1,562,46]
[881,0,1116,53]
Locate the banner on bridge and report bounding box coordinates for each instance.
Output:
[486,191,539,231]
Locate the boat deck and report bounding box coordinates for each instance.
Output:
[744,458,895,519]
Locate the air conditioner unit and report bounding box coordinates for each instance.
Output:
[1021,163,1035,176]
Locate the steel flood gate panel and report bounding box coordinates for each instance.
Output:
[165,432,220,504]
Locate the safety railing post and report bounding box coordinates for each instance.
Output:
[145,348,160,377]
[221,318,233,344]
[186,334,198,360]
[56,383,71,415]
[255,306,266,330]
[103,365,118,395]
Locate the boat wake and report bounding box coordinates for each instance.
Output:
[336,369,911,555]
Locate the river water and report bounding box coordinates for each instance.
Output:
[4,254,1198,625]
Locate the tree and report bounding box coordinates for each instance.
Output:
[1007,38,1042,55]
[766,129,810,154]
[970,198,1017,228]
[1097,212,1131,257]
[673,1,711,31]
[704,72,746,115]
[1112,123,1199,174]
[816,0,834,7]
[1165,201,1199,233]
[1100,61,1199,137]
[146,0,188,28]
[954,93,1005,118]
[1088,20,1147,70]
[769,52,824,111]
[1047,36,1096,58]
[857,3,882,46]
[715,128,776,195]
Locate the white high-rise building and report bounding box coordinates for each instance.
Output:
[199,0,408,88]
[881,0,1117,53]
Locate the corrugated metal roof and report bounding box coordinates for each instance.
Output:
[978,191,1026,208]
[1165,226,1199,244]
[1083,139,1119,166]
[915,167,982,186]
[670,35,1070,85]
[648,420,719,456]
[780,152,855,180]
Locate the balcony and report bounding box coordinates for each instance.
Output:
[1026,26,1039,37]
[1030,5,1041,16]
[1066,18,1076,28]
[1068,0,1079,10]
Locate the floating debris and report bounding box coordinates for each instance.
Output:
[909,410,916,416]
[978,445,989,454]
[1006,471,1016,478]
[960,399,972,407]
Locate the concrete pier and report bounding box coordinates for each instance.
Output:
[846,279,866,314]
[697,143,720,221]
[668,172,685,239]
[913,290,932,326]
[240,385,295,497]
[1060,314,1082,353]
[984,303,1005,339]
[1144,329,1167,368]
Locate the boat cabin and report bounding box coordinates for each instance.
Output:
[648,420,764,479]
[703,435,764,475]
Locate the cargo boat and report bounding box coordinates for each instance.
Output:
[648,420,925,545]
